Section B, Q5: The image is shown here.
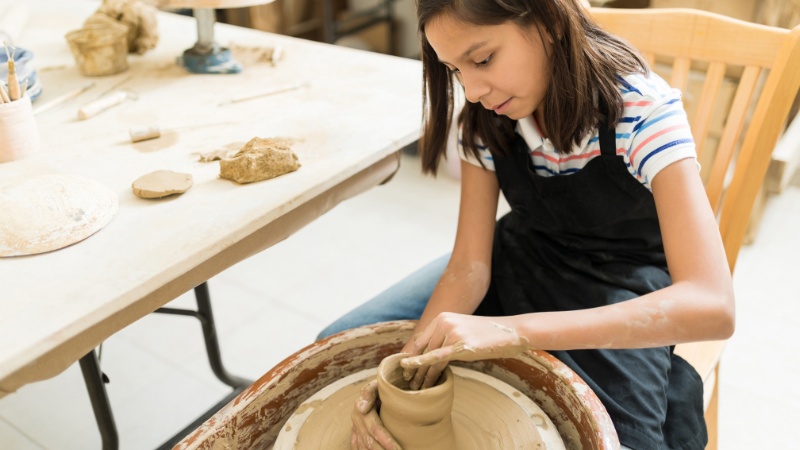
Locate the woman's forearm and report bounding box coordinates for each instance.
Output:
[404,259,492,349]
[513,280,735,351]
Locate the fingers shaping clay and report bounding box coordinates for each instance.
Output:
[219,137,300,184]
[275,353,563,450]
[131,170,193,199]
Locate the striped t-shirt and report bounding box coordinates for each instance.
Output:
[458,71,697,191]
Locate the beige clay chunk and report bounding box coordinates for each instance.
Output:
[219,137,300,184]
[132,170,193,199]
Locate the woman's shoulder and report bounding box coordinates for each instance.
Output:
[613,71,689,139]
[613,72,697,191]
[616,71,680,105]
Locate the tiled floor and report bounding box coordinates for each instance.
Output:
[1,151,798,449]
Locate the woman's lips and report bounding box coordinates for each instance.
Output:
[492,98,511,114]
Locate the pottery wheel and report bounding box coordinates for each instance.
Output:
[0,174,118,257]
[274,366,566,450]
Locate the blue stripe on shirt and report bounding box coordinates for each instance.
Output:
[458,139,489,150]
[637,138,694,175]
[616,75,642,96]
[636,109,686,134]
[533,165,583,176]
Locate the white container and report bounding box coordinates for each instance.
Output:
[0,95,40,163]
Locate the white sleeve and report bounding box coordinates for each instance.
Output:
[625,90,698,190]
[457,125,496,171]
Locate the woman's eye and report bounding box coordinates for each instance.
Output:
[475,55,492,67]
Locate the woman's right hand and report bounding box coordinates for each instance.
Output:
[350,378,402,450]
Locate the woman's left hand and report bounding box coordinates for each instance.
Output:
[400,313,530,390]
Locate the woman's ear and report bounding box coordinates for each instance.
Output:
[535,23,557,45]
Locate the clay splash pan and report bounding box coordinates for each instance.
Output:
[0,174,118,257]
[274,366,566,449]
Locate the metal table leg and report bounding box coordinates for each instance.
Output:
[155,282,251,388]
[81,281,251,449]
[80,350,119,450]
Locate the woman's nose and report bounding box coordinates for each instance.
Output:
[461,73,490,104]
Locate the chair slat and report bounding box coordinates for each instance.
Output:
[669,57,691,92]
[719,27,800,271]
[692,62,727,160]
[704,65,762,213]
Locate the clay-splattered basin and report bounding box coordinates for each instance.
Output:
[175,320,620,450]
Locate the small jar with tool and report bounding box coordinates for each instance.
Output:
[0,41,40,163]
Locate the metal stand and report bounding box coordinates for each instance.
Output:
[80,282,252,450]
[177,8,243,74]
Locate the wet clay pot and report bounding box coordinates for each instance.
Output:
[377,353,457,450]
[175,320,620,450]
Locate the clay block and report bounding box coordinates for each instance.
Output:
[219,137,300,184]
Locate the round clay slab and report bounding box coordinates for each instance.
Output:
[274,366,566,450]
[132,170,193,199]
[0,174,118,257]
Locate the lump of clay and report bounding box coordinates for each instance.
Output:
[84,0,159,54]
[219,137,300,184]
[132,170,193,199]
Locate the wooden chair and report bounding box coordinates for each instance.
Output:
[590,7,800,449]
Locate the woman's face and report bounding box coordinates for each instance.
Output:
[425,13,553,120]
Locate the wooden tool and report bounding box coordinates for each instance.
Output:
[3,41,19,101]
[33,82,95,115]
[217,82,309,106]
[78,90,136,120]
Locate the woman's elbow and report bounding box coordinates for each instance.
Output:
[710,283,736,340]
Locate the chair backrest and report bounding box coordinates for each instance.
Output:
[590,7,800,272]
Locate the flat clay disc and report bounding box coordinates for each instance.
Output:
[0,174,118,257]
[275,366,566,450]
[132,170,193,199]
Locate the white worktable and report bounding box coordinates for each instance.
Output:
[0,0,421,396]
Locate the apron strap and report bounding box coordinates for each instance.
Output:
[598,119,617,157]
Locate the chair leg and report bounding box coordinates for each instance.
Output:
[704,364,720,450]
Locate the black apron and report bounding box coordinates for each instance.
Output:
[478,122,707,450]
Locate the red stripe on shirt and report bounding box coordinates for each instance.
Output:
[630,124,690,165]
[624,100,654,107]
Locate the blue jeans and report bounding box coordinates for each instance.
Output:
[316,253,450,340]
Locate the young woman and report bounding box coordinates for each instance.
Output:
[320,1,735,448]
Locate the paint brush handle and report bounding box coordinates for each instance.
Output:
[6,62,18,100]
[218,82,309,106]
[78,90,128,120]
[33,82,95,115]
[3,41,19,100]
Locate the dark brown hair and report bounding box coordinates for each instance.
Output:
[417,0,648,174]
